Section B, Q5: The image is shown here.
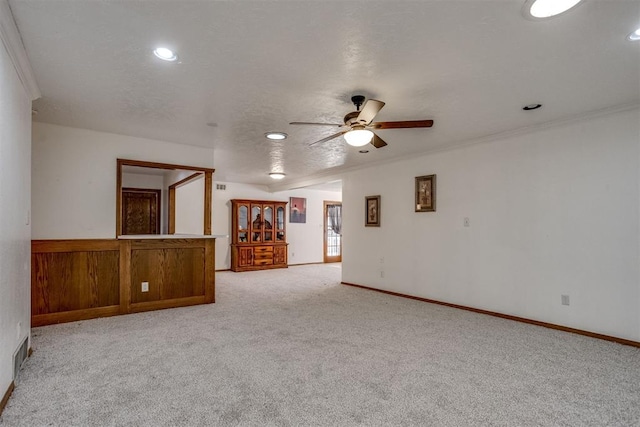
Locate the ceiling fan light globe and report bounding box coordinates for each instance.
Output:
[526,0,583,19]
[627,27,640,41]
[153,47,178,61]
[344,129,373,147]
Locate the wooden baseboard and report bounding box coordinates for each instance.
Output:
[32,305,121,327]
[289,262,327,267]
[211,262,331,271]
[0,348,34,416]
[342,282,640,348]
[0,381,15,417]
[129,296,207,313]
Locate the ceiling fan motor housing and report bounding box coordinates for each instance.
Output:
[343,111,360,126]
[351,95,366,110]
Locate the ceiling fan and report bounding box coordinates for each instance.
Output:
[290,95,434,148]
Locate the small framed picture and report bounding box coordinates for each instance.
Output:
[365,195,380,227]
[289,197,306,223]
[415,174,436,212]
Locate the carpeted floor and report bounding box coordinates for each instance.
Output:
[1,264,639,426]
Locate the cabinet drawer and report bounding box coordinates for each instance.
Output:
[254,246,273,253]
[254,252,273,260]
[254,258,274,266]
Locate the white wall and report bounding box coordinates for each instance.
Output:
[0,19,33,397]
[32,123,214,239]
[121,172,164,190]
[212,182,341,270]
[343,108,640,342]
[31,123,341,270]
[175,176,204,235]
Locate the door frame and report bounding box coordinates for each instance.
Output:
[116,158,214,237]
[323,201,342,263]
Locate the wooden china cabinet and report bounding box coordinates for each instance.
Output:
[230,199,288,272]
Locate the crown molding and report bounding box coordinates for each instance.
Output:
[0,0,40,100]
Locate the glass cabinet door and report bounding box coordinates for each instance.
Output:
[238,204,248,242]
[264,206,273,241]
[251,205,262,242]
[276,206,285,241]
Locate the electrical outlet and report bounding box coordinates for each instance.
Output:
[141,281,149,292]
[380,271,385,278]
[464,217,470,227]
[561,294,570,306]
[379,257,384,264]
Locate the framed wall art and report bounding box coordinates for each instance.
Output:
[365,195,380,227]
[289,197,307,223]
[415,174,436,212]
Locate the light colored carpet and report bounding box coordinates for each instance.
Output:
[1,264,639,426]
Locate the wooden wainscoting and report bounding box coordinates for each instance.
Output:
[32,238,215,326]
[32,240,121,326]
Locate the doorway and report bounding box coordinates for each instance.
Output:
[324,201,342,263]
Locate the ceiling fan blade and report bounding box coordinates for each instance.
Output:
[290,121,343,127]
[371,134,388,149]
[371,120,434,129]
[309,130,348,146]
[356,99,385,125]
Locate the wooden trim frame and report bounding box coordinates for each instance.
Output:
[204,172,212,235]
[117,159,215,236]
[168,187,176,234]
[119,240,132,315]
[342,282,640,348]
[323,201,342,263]
[204,239,216,303]
[32,239,120,253]
[170,172,203,189]
[167,172,211,235]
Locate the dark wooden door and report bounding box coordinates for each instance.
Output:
[122,188,161,235]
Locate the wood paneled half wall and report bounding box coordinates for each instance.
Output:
[32,238,216,326]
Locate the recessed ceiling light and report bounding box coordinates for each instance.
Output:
[523,0,584,20]
[265,132,288,140]
[523,103,542,111]
[153,47,178,62]
[627,27,640,41]
[269,172,286,180]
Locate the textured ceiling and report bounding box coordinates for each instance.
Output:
[10,0,640,188]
